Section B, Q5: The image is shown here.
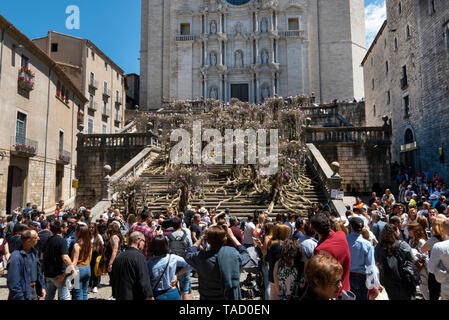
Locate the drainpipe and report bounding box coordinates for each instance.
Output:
[70,96,75,199]
[42,63,56,211]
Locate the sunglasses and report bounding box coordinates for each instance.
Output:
[334,278,343,289]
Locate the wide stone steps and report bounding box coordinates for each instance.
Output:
[128,155,327,217]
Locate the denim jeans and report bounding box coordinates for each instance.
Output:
[89,251,101,288]
[73,265,91,300]
[45,276,71,300]
[178,271,191,294]
[349,273,368,300]
[154,287,181,300]
[262,263,271,300]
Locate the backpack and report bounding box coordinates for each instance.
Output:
[394,243,421,290]
[168,230,188,258]
[383,242,421,295]
[289,264,308,301]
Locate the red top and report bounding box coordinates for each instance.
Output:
[314,230,351,295]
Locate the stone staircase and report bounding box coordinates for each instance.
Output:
[135,154,327,218]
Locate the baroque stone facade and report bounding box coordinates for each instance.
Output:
[140,0,366,109]
[362,0,449,180]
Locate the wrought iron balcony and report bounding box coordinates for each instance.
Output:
[11,136,38,157]
[18,67,35,91]
[58,150,71,164]
[89,79,98,89]
[88,101,98,111]
[115,95,123,105]
[103,88,111,98]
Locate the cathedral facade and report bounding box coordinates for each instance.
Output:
[140,0,366,109]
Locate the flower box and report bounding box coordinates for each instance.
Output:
[14,144,37,155]
[18,68,35,91]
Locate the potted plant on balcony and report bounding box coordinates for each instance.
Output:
[18,66,35,91]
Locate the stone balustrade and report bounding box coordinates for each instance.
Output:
[305,143,346,218]
[305,126,391,145]
[77,132,161,149]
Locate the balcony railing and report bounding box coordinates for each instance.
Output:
[400,77,408,89]
[305,126,391,145]
[175,35,197,41]
[279,30,304,38]
[18,67,35,91]
[103,88,111,98]
[11,136,38,157]
[78,132,161,149]
[58,150,71,164]
[89,79,98,90]
[88,101,98,111]
[115,95,123,105]
[102,108,110,118]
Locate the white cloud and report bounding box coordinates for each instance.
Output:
[365,0,386,48]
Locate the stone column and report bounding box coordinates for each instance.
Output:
[271,72,275,97]
[255,39,260,64]
[219,41,223,65]
[220,74,224,101]
[255,12,259,32]
[219,14,223,34]
[274,39,279,63]
[270,11,274,31]
[224,74,228,102]
[256,75,261,102]
[271,39,275,63]
[203,41,207,66]
[205,76,209,98]
[205,41,209,65]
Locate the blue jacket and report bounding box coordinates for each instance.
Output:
[7,246,46,300]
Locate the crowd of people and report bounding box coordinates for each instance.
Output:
[2,184,449,301]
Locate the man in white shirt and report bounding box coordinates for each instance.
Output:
[243,215,256,248]
[428,218,449,300]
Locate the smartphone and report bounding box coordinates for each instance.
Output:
[252,237,260,242]
[156,225,161,231]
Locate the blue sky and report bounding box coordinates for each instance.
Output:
[0,0,386,75]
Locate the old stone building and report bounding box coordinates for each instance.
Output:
[33,31,126,134]
[362,0,449,180]
[0,15,88,215]
[140,0,367,109]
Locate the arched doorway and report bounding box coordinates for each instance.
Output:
[6,166,24,213]
[403,129,416,174]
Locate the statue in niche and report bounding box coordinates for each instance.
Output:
[235,51,243,66]
[261,86,270,100]
[210,52,217,66]
[261,50,269,64]
[210,87,218,99]
[260,17,268,32]
[210,20,217,34]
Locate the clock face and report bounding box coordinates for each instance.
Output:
[226,0,251,5]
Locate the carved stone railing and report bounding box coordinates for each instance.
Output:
[117,121,137,134]
[279,30,305,38]
[77,132,161,149]
[91,146,161,220]
[305,126,391,145]
[305,143,346,218]
[175,35,197,42]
